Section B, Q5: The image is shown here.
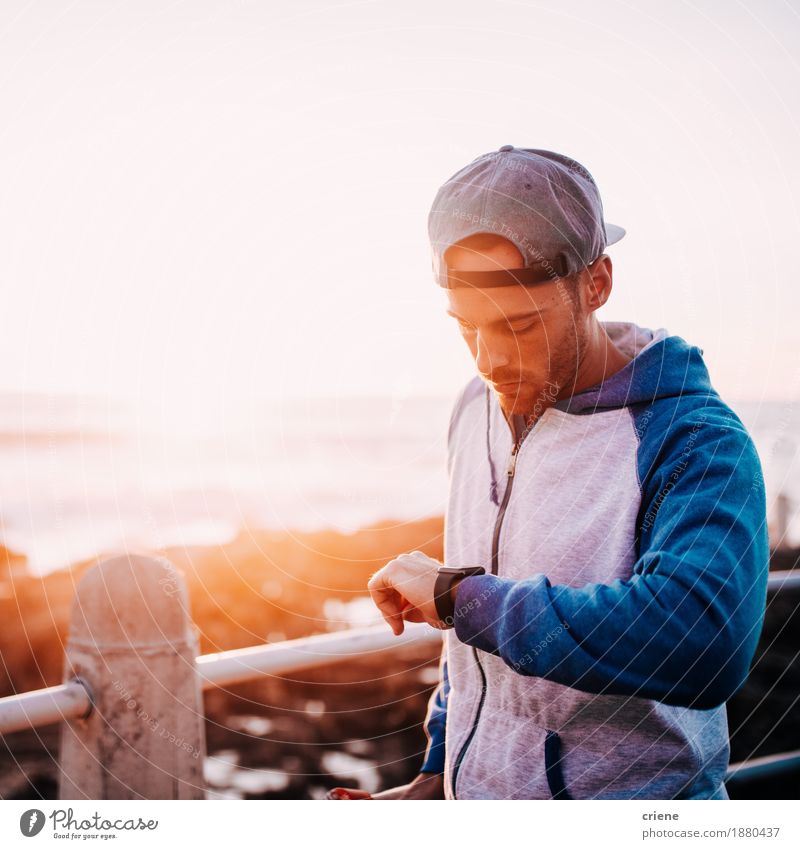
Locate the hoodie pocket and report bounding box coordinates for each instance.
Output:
[544,730,573,800]
[449,701,581,799]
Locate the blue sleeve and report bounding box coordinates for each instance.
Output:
[451,404,769,710]
[420,648,449,774]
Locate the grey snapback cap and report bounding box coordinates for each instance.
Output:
[428,144,625,288]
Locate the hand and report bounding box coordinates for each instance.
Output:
[368,550,444,635]
[371,773,445,800]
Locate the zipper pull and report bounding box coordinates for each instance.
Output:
[507,450,518,476]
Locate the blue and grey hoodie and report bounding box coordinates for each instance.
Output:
[420,320,769,800]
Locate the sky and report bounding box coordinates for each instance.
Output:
[1,0,798,427]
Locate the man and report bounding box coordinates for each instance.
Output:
[365,146,769,800]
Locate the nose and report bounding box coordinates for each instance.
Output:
[475,330,510,381]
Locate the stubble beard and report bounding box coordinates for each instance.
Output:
[498,319,588,420]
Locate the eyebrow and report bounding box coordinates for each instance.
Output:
[445,309,543,323]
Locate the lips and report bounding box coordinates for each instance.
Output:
[494,382,522,392]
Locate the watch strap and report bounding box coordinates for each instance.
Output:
[434,566,486,625]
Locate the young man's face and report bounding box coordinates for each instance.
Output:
[443,237,589,418]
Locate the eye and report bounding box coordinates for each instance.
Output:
[457,320,476,333]
[510,319,538,333]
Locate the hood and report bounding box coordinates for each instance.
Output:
[484,320,716,504]
[551,320,715,413]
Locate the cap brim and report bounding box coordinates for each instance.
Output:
[604,222,626,246]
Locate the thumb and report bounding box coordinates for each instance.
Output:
[401,602,425,624]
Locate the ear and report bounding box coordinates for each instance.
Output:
[585,254,613,312]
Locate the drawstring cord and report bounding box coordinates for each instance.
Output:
[486,385,499,505]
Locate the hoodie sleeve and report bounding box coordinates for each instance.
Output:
[451,403,769,710]
[419,647,449,774]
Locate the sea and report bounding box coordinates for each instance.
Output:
[0,392,797,576]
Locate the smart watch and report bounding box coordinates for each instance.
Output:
[434,565,486,625]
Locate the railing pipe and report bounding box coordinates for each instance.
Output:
[196,621,441,690]
[0,679,92,735]
[725,750,800,785]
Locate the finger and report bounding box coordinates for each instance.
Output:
[378,594,405,634]
[368,573,406,635]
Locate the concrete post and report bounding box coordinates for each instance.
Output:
[58,553,206,799]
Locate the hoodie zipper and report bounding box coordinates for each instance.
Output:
[450,413,539,799]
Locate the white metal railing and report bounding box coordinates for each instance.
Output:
[0,557,796,797]
[0,680,93,736]
[0,623,441,736]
